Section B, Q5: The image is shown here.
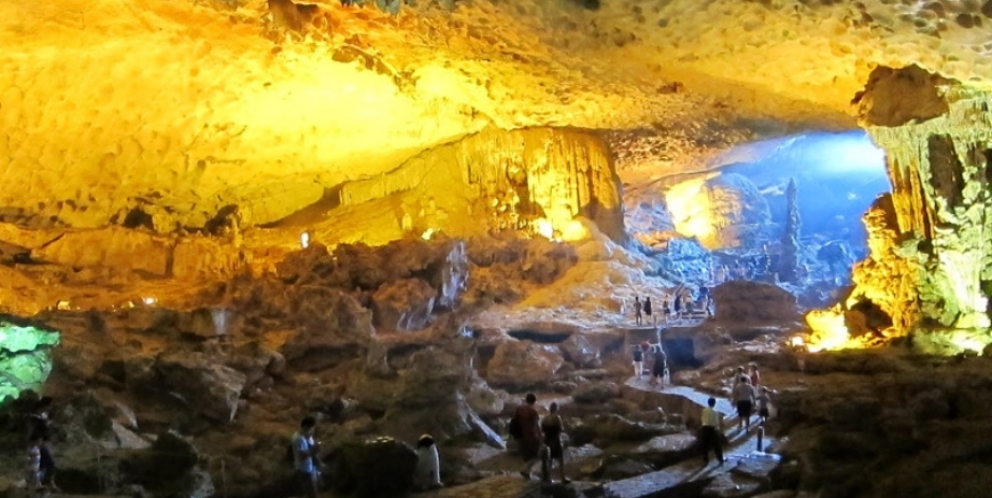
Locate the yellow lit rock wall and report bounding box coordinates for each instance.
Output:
[334,126,624,243]
[0,0,487,231]
[857,66,992,332]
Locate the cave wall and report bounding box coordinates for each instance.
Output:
[335,126,624,243]
[855,65,992,332]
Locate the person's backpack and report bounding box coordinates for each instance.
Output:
[508,413,522,439]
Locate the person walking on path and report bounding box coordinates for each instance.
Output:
[512,393,543,479]
[633,296,643,325]
[643,297,653,325]
[662,297,671,323]
[733,376,756,431]
[540,402,570,484]
[673,293,682,321]
[700,397,724,465]
[749,363,761,389]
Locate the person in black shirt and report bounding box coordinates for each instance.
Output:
[540,402,569,484]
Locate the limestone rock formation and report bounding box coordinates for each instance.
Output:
[486,341,564,390]
[333,127,625,245]
[853,65,992,339]
[712,281,802,326]
[703,173,773,250]
[371,278,437,332]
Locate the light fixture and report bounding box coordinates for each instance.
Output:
[300,231,311,249]
[142,297,157,306]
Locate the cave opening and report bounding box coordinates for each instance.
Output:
[639,130,890,308]
[506,330,573,344]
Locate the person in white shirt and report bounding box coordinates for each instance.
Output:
[292,417,321,498]
[700,397,724,465]
[415,434,443,489]
[732,376,756,431]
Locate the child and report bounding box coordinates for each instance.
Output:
[756,386,772,424]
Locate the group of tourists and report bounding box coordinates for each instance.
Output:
[699,363,775,465]
[631,341,669,386]
[631,287,712,326]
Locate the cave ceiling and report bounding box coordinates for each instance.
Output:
[2,0,991,233]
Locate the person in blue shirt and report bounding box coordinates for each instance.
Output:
[292,417,322,498]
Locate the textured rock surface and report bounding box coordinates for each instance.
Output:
[855,65,992,338]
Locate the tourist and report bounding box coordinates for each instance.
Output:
[649,343,668,387]
[662,297,671,323]
[633,296,643,325]
[700,397,724,465]
[540,402,570,484]
[756,387,772,424]
[292,416,322,498]
[28,397,58,492]
[643,296,653,325]
[415,434,443,489]
[673,293,682,321]
[26,433,43,493]
[512,393,543,479]
[732,376,756,431]
[631,342,646,378]
[732,366,746,387]
[748,363,761,389]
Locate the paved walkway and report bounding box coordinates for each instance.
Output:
[603,378,781,498]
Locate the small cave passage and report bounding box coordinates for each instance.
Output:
[507,330,572,344]
[661,338,703,369]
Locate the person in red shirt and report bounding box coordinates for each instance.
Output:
[511,393,543,479]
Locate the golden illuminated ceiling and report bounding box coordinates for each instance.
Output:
[2,0,992,231]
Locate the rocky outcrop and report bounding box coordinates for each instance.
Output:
[712,281,801,325]
[854,65,992,338]
[485,341,565,390]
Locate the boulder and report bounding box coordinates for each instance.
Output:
[587,414,680,442]
[560,333,602,369]
[572,382,621,404]
[281,289,374,371]
[371,278,437,331]
[627,433,698,467]
[712,280,801,325]
[380,342,502,447]
[122,431,211,497]
[154,352,247,423]
[326,436,418,498]
[486,341,564,390]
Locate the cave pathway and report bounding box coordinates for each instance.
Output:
[418,381,780,498]
[602,378,782,498]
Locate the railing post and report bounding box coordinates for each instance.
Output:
[756,426,765,452]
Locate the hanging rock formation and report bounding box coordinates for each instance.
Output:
[330,126,625,245]
[852,65,992,340]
